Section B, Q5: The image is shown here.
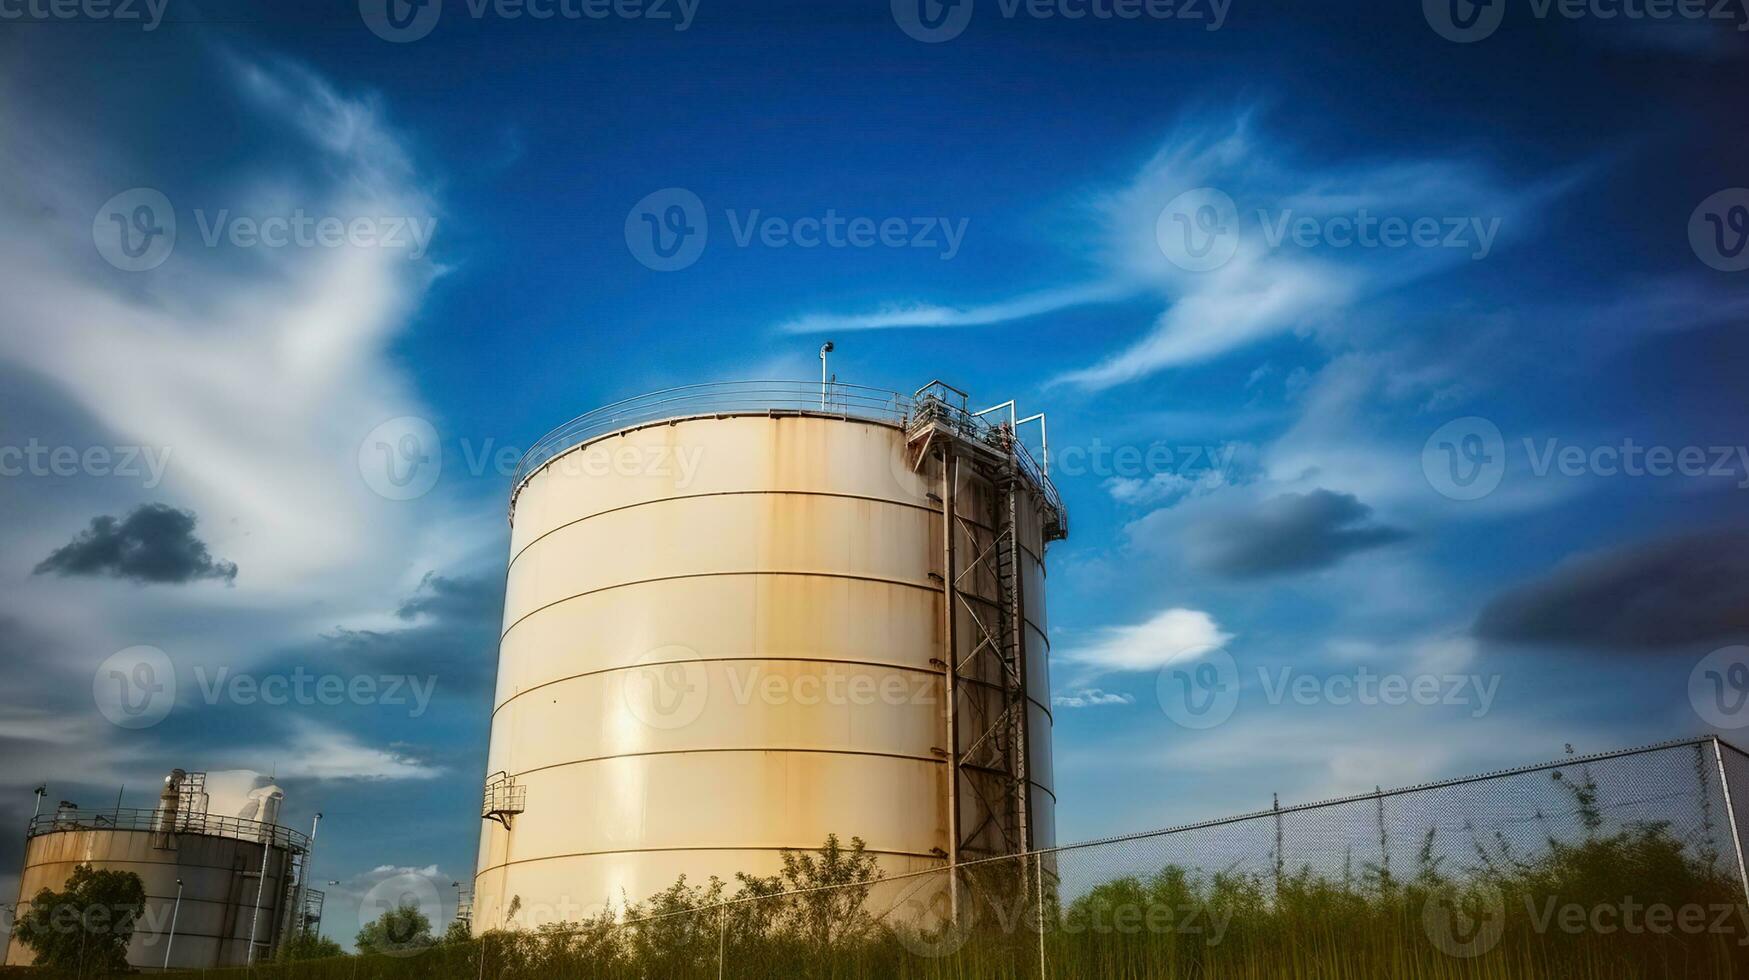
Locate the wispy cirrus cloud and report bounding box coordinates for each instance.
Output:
[773,108,1560,391]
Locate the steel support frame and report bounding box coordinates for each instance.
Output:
[931,433,1034,866]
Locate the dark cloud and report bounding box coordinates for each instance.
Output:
[321,573,503,694]
[1475,530,1749,650]
[34,504,237,585]
[396,572,503,624]
[1189,489,1409,579]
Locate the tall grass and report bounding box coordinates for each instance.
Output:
[167,755,1749,980]
[207,820,1749,980]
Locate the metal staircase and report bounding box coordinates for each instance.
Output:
[904,382,1064,867]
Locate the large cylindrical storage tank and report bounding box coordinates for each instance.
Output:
[474,382,1065,931]
[5,807,304,970]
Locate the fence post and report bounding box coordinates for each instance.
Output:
[717,904,726,980]
[1711,737,1749,908]
[1034,850,1047,980]
[1272,793,1284,892]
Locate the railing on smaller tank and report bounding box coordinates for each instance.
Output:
[27,807,310,852]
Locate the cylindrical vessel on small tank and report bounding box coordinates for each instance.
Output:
[474,381,1066,931]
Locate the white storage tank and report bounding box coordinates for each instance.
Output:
[473,381,1066,931]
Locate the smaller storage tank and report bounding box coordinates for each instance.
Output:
[4,770,313,971]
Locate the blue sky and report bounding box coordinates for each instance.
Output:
[1,0,1747,948]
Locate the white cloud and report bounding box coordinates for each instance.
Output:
[1060,607,1233,672]
[777,282,1133,334]
[0,56,448,599]
[239,719,443,782]
[1052,688,1137,708]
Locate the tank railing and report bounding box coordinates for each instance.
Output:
[29,807,310,851]
[508,380,1069,535]
[510,380,916,506]
[1014,439,1067,538]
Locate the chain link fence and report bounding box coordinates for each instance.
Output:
[236,736,1749,980]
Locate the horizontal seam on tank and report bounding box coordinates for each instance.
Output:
[13,855,284,875]
[500,570,943,641]
[507,489,948,569]
[499,573,1054,647]
[492,656,942,718]
[508,491,1049,572]
[505,746,951,778]
[131,931,253,942]
[475,844,942,877]
[6,898,255,916]
[498,751,1058,796]
[491,657,1054,721]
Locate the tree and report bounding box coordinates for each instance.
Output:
[441,917,473,945]
[356,901,435,955]
[277,929,344,961]
[735,834,883,949]
[13,864,146,974]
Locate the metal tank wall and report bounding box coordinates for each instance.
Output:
[4,827,294,970]
[475,411,1055,930]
